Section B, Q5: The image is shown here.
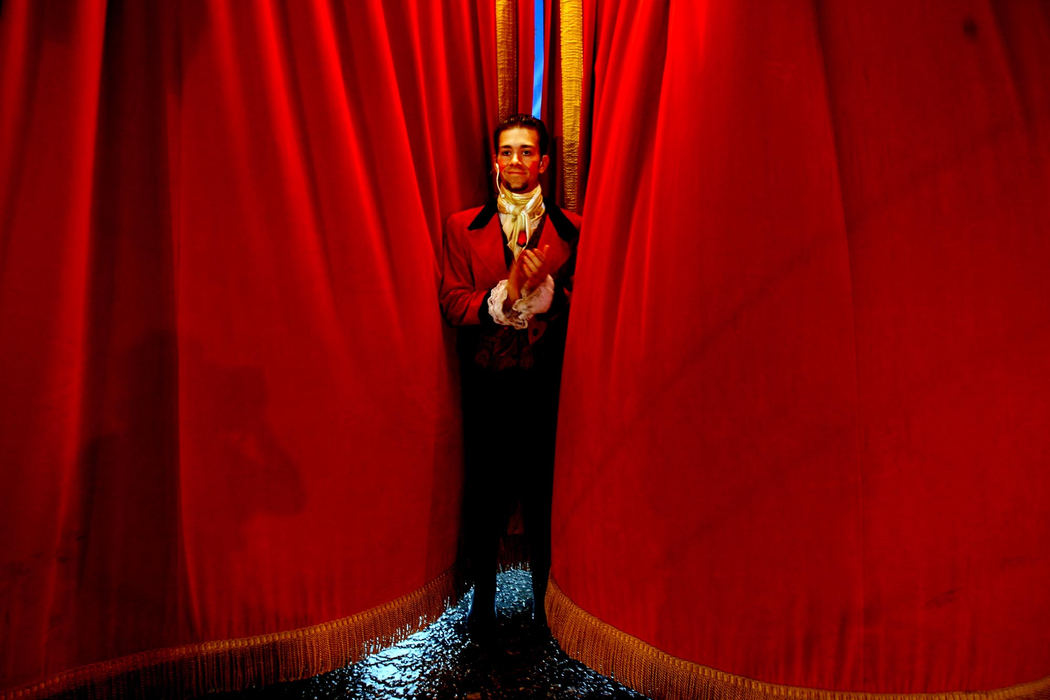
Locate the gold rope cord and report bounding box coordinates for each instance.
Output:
[559,0,584,212]
[546,578,1050,700]
[496,0,518,120]
[4,569,458,699]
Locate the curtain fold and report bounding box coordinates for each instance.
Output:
[551,0,1050,694]
[0,1,494,694]
[5,0,1050,696]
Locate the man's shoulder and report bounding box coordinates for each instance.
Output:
[544,201,582,246]
[444,199,582,234]
[445,201,497,232]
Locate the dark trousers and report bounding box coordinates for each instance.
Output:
[461,362,559,623]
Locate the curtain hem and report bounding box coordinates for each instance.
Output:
[545,577,1050,700]
[3,568,458,700]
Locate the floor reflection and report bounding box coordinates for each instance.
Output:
[208,568,648,699]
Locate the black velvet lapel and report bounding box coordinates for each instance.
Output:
[469,198,579,243]
[471,197,580,269]
[502,230,515,269]
[467,199,498,230]
[544,199,580,245]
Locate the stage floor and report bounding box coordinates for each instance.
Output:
[203,568,646,699]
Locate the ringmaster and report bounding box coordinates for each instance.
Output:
[439,114,581,635]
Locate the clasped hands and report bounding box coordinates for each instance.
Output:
[504,244,552,313]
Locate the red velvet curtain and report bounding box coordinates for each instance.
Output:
[553,0,1050,693]
[0,0,494,692]
[6,0,1050,696]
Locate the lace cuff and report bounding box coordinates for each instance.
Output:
[487,275,555,329]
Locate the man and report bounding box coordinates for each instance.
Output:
[439,114,581,636]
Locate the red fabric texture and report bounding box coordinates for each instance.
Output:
[517,0,536,115]
[553,0,1050,693]
[4,0,1050,695]
[0,0,494,691]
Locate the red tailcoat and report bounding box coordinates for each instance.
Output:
[439,197,582,624]
[439,199,582,371]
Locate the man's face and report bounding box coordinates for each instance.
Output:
[495,126,549,193]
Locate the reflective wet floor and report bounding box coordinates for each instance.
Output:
[205,569,649,699]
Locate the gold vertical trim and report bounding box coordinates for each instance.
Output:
[496,0,518,120]
[559,0,583,211]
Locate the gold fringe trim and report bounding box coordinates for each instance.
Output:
[546,578,1050,700]
[4,569,458,700]
[496,0,518,120]
[558,0,583,211]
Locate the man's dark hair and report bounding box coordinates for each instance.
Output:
[493,113,550,157]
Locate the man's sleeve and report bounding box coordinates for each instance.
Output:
[439,217,488,326]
